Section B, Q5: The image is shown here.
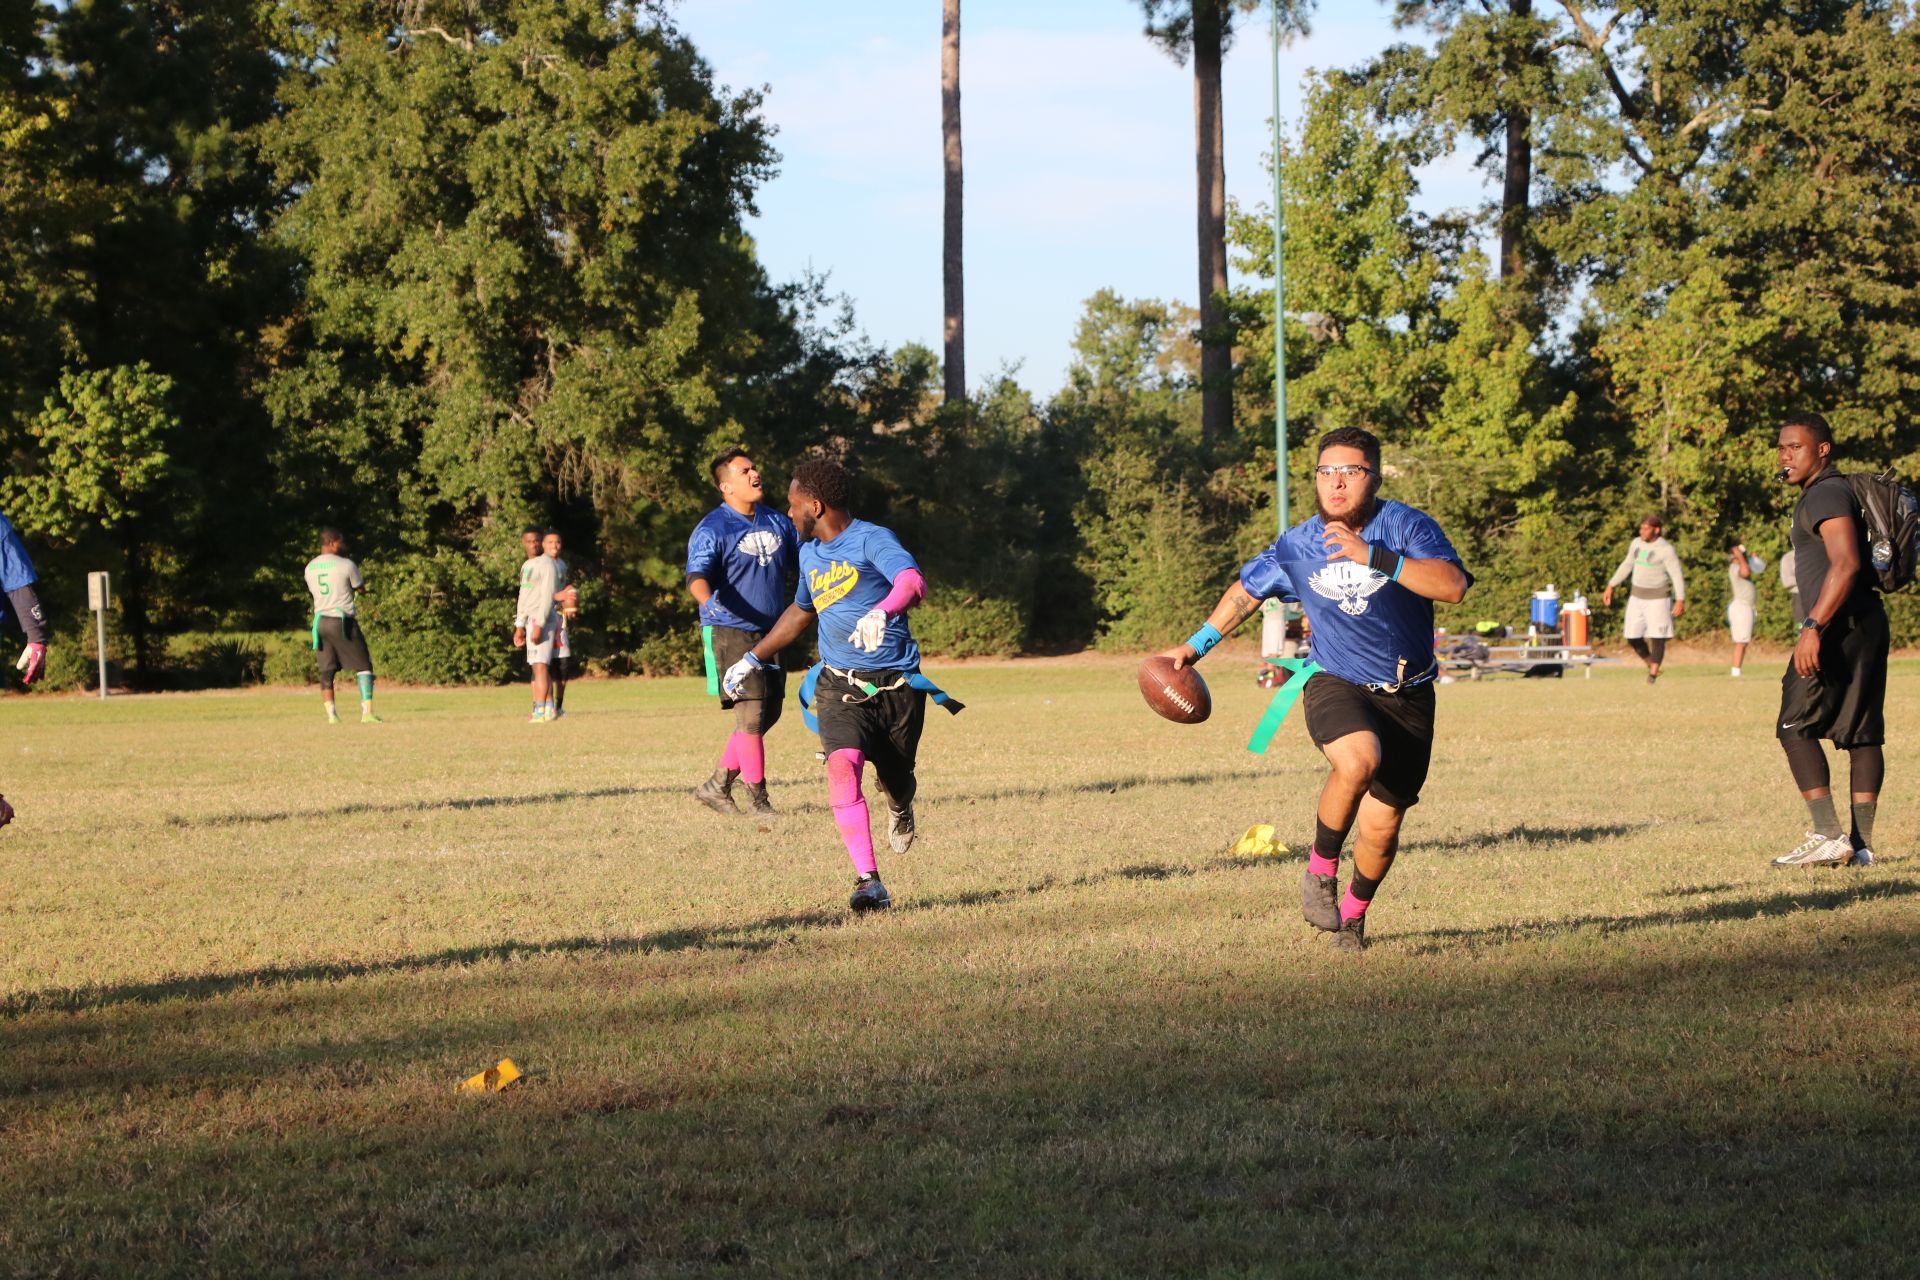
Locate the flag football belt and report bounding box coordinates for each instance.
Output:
[701,624,719,697]
[1248,658,1320,754]
[311,614,322,651]
[1247,655,1436,754]
[798,662,965,734]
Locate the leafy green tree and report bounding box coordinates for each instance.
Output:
[261,0,814,666]
[3,363,180,666]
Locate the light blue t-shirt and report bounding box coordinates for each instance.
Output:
[796,519,922,671]
[1239,499,1469,688]
[0,511,38,632]
[686,504,800,632]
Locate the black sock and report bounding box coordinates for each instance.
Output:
[1314,817,1350,860]
[1348,867,1384,901]
[1850,799,1877,851]
[1648,638,1667,665]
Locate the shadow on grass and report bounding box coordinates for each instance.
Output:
[2,854,1289,1020]
[25,854,1898,1020]
[164,783,696,828]
[167,768,1287,829]
[1399,876,1920,953]
[1410,820,1653,853]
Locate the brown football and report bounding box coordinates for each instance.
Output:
[1137,655,1211,724]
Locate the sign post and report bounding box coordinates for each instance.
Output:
[87,571,109,699]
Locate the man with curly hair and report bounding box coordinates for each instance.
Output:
[721,458,934,912]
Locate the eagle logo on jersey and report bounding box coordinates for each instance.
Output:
[736,529,784,568]
[1308,560,1391,616]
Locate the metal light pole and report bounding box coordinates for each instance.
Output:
[1270,0,1289,536]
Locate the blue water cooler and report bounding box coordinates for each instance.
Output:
[1529,584,1561,633]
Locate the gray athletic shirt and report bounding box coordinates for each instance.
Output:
[1607,537,1686,600]
[516,554,558,629]
[304,554,362,618]
[1729,560,1757,606]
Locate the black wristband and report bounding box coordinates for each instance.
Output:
[1367,543,1399,576]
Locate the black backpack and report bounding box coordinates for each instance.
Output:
[1802,470,1920,592]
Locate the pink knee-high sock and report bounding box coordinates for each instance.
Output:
[826,749,876,876]
[734,733,765,785]
[717,734,740,772]
[1339,888,1371,921]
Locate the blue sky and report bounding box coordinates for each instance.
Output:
[672,1,1484,395]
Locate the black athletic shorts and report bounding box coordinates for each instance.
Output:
[709,624,789,724]
[813,666,926,790]
[1301,672,1437,809]
[316,614,373,678]
[1778,607,1889,748]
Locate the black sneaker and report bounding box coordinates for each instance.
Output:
[849,875,891,912]
[693,769,740,816]
[886,803,916,854]
[1301,869,1340,931]
[1330,913,1367,952]
[739,781,777,816]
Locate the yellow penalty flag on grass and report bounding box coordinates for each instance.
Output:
[1228,824,1289,857]
[457,1058,524,1093]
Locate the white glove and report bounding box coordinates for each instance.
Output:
[848,607,889,653]
[721,651,763,699]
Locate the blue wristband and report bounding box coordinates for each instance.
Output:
[1185,622,1224,659]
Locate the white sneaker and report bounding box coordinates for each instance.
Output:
[1854,847,1875,867]
[1771,832,1855,866]
[1730,667,1742,677]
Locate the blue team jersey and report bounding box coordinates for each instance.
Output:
[1239,499,1468,689]
[797,519,922,672]
[0,511,37,630]
[685,503,800,632]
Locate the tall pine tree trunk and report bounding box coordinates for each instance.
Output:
[942,0,965,403]
[1500,0,1533,281]
[1193,2,1230,445]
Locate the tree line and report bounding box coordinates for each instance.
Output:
[3,1,1918,691]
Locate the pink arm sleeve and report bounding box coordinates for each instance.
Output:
[877,568,927,616]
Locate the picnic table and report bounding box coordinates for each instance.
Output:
[1436,631,1615,680]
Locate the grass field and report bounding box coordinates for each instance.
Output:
[3,653,1917,1276]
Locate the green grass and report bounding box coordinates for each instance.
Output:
[3,655,1917,1276]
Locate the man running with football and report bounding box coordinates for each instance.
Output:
[1162,426,1472,951]
[720,458,932,912]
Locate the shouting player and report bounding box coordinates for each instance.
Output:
[305,528,380,723]
[1162,427,1472,951]
[688,448,800,816]
[721,458,931,911]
